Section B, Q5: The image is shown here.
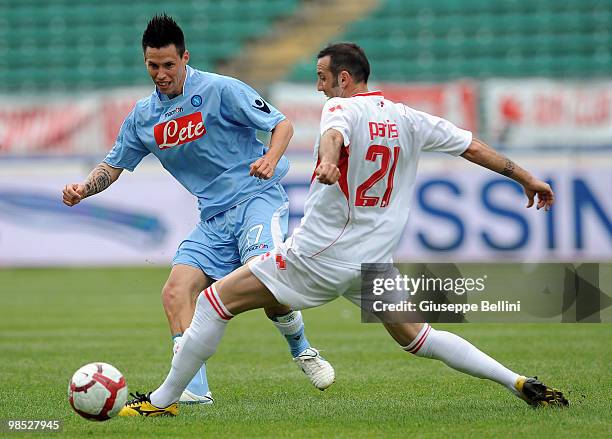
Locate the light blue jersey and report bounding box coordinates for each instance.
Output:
[104,65,289,221]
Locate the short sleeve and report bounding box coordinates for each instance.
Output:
[405,107,472,156]
[104,108,150,171]
[220,78,285,132]
[320,98,351,146]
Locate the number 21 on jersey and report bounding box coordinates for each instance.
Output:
[355,144,400,207]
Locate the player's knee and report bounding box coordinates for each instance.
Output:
[161,281,190,309]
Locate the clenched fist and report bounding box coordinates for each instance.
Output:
[250,157,276,179]
[62,183,86,206]
[315,162,340,185]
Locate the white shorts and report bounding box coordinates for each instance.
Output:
[248,244,363,310]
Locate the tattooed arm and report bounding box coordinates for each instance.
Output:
[460,138,554,210]
[62,163,123,207]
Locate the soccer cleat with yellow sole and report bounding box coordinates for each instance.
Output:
[118,392,178,417]
[514,376,569,407]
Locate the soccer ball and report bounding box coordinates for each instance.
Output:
[68,362,128,421]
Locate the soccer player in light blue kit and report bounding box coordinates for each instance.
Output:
[62,14,335,403]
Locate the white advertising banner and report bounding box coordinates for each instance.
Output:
[0,156,610,266]
[0,87,150,155]
[483,80,612,148]
[269,82,478,154]
[3,80,612,156]
[393,159,611,262]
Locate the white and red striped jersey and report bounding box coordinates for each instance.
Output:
[288,91,472,268]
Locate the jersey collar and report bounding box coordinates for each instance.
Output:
[155,65,195,104]
[352,90,383,97]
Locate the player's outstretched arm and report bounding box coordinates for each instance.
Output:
[461,138,554,211]
[250,119,294,179]
[62,163,123,206]
[315,128,343,185]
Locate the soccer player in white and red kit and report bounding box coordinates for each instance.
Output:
[120,43,567,416]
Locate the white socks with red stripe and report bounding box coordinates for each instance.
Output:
[150,286,232,408]
[404,324,520,392]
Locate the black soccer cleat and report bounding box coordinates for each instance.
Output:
[515,376,569,407]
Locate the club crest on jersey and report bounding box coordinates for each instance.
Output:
[154,112,206,150]
[191,95,202,107]
[328,104,343,112]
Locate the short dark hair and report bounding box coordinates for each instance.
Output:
[317,43,370,84]
[142,14,185,56]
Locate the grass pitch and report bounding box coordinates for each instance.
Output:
[0,267,610,438]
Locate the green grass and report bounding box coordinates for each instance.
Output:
[0,268,610,438]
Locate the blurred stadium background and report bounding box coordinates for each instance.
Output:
[0,0,610,267]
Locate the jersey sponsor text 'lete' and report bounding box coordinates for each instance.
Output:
[154,112,206,149]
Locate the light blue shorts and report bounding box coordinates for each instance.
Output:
[173,183,289,281]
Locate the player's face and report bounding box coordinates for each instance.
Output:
[144,45,190,96]
[316,56,341,98]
